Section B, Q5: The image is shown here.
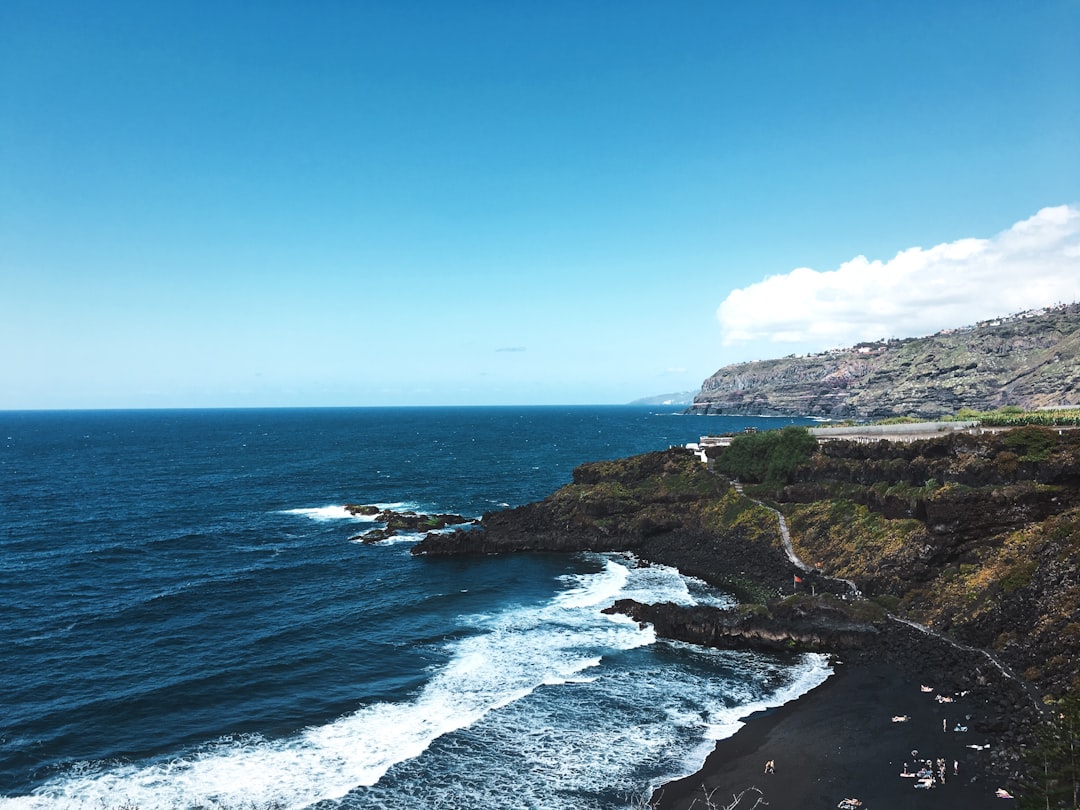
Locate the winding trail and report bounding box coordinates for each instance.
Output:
[733,482,859,596]
[731,480,1041,709]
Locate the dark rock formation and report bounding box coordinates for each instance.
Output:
[414,433,1080,700]
[410,428,1080,787]
[346,506,476,543]
[414,448,810,602]
[754,428,1080,699]
[687,303,1080,419]
[603,597,882,653]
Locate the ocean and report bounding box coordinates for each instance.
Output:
[0,406,830,809]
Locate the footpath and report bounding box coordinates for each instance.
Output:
[731,480,1040,710]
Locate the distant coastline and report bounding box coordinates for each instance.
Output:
[628,391,699,407]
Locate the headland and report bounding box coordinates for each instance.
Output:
[412,425,1080,806]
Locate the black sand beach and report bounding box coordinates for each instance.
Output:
[652,658,1015,810]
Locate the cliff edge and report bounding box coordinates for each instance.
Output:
[687,303,1080,419]
[412,429,1080,784]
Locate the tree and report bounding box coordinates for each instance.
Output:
[1021,693,1080,809]
[712,426,817,486]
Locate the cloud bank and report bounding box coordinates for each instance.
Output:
[717,205,1080,352]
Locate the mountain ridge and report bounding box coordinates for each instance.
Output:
[688,302,1080,419]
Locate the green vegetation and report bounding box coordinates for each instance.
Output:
[701,486,774,536]
[869,594,902,612]
[712,426,818,486]
[785,499,923,583]
[720,574,779,606]
[1021,692,1080,809]
[546,449,731,536]
[774,591,889,622]
[735,602,771,617]
[840,407,1080,429]
[868,478,946,503]
[1004,425,1060,461]
[952,407,1080,427]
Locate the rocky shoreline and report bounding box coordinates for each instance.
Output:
[410,546,1034,806]
[407,436,1079,801]
[344,504,476,543]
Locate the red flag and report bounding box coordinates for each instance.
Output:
[794,575,803,583]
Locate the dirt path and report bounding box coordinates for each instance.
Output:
[733,481,859,596]
[731,480,1040,709]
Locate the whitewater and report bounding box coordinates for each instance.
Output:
[0,406,824,809]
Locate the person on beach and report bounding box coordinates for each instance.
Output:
[764,759,775,774]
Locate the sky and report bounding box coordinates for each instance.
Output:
[2,1,1078,409]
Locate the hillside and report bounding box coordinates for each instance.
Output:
[412,430,1080,791]
[415,433,1080,700]
[687,303,1080,419]
[771,428,1080,700]
[414,448,794,602]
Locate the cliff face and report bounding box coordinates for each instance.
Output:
[766,428,1080,698]
[688,303,1080,418]
[414,448,801,602]
[410,429,1080,786]
[415,430,1080,702]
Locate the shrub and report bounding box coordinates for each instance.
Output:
[1019,691,1080,809]
[713,427,818,486]
[1004,426,1058,461]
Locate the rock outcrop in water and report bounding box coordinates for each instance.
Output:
[687,303,1080,419]
[346,505,476,543]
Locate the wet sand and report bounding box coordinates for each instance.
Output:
[652,658,1012,810]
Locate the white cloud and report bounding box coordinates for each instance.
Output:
[717,205,1080,351]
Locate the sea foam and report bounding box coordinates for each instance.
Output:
[1,555,830,810]
[278,505,371,522]
[1,557,652,808]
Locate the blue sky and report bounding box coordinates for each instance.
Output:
[2,1,1078,409]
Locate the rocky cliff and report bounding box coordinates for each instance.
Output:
[412,429,1080,737]
[413,448,800,602]
[768,427,1080,700]
[688,303,1080,419]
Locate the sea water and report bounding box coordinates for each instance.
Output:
[0,406,829,809]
